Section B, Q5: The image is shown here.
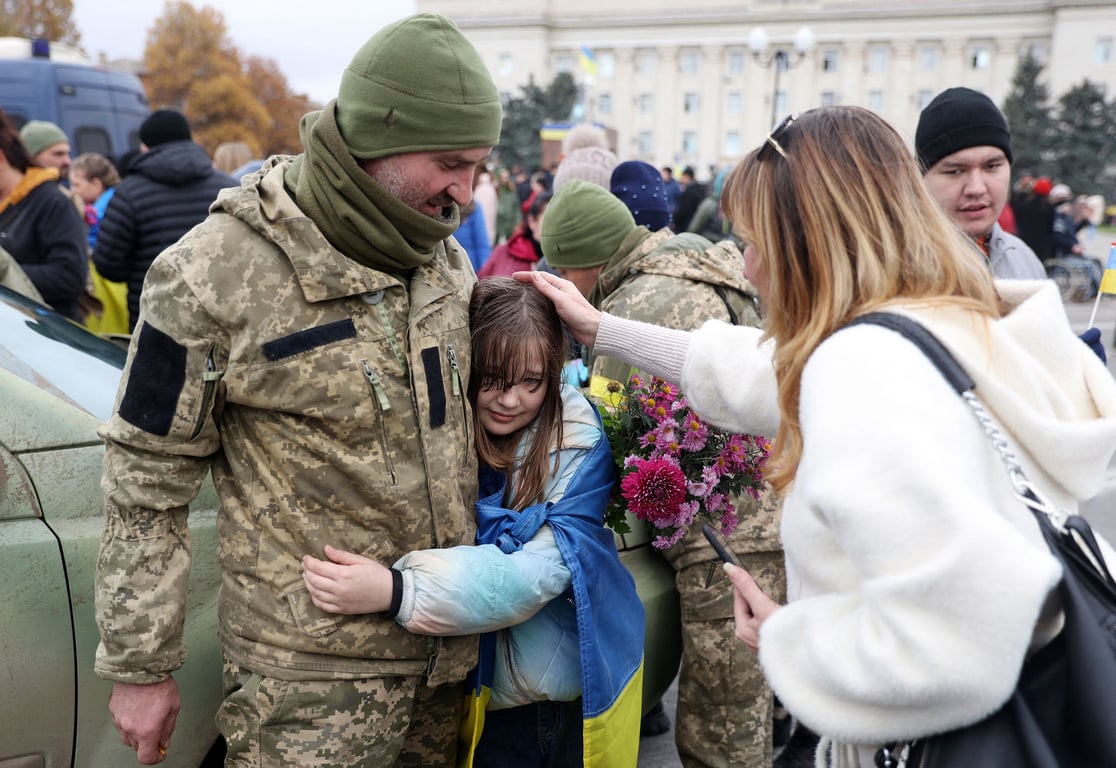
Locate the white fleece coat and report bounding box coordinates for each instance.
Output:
[595,280,1116,762]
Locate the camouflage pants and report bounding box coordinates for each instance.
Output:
[218,659,465,768]
[674,550,787,768]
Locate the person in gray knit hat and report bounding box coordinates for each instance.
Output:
[915,87,1045,281]
[95,14,501,767]
[20,119,72,178]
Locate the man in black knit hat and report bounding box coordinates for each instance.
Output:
[915,87,1045,281]
[917,87,1105,359]
[92,108,236,330]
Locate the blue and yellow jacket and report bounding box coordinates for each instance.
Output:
[392,385,645,767]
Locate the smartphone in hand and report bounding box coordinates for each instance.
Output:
[702,524,742,568]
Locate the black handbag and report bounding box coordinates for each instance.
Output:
[845,313,1116,768]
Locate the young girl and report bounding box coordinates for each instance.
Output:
[71,152,128,334]
[301,276,645,768]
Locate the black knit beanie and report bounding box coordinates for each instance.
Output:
[140,109,192,147]
[914,87,1012,172]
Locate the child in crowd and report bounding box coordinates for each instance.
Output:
[301,276,645,767]
[70,152,119,251]
[70,152,128,334]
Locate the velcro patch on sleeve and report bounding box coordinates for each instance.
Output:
[421,346,446,429]
[261,318,356,361]
[118,323,188,436]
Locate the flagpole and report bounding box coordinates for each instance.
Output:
[1088,288,1103,329]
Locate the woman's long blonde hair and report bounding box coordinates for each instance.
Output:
[721,106,1001,492]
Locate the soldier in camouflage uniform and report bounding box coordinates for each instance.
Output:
[93,14,501,768]
[541,178,787,768]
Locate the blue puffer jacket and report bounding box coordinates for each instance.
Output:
[92,140,236,329]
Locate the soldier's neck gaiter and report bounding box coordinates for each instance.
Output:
[288,104,458,273]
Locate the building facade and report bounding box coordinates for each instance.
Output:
[417,0,1116,175]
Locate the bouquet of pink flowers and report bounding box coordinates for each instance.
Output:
[593,375,770,549]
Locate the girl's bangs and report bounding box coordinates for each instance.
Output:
[475,332,547,390]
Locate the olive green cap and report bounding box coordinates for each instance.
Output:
[337,13,503,160]
[542,179,636,269]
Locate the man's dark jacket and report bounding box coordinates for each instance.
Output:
[93,140,236,329]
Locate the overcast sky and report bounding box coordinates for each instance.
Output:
[71,1,418,105]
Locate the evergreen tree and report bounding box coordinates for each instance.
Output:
[1001,52,1055,178]
[497,73,579,172]
[1051,80,1116,196]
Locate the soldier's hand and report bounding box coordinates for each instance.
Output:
[302,545,394,614]
[109,677,179,764]
[724,562,781,654]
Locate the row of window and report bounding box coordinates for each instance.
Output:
[497,36,1114,80]
[591,86,946,118]
[620,85,980,158]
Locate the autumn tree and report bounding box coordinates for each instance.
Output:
[186,71,271,156]
[143,2,240,113]
[1,0,81,46]
[142,1,312,158]
[244,56,317,156]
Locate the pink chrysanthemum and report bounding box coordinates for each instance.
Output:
[653,527,687,549]
[595,374,769,549]
[645,423,679,458]
[705,492,729,513]
[679,411,709,451]
[720,434,751,472]
[720,507,739,536]
[656,382,680,404]
[620,457,687,528]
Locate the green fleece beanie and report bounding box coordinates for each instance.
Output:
[20,120,69,158]
[337,13,502,160]
[542,179,636,269]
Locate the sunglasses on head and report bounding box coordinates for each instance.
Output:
[758,113,798,161]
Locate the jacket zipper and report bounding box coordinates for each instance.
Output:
[361,359,397,485]
[189,346,222,441]
[447,345,471,459]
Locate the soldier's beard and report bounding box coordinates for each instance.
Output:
[367,157,456,225]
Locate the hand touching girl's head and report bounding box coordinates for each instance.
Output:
[469,276,567,509]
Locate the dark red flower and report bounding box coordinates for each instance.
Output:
[620,457,687,527]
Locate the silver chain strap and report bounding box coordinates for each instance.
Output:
[960,390,1070,532]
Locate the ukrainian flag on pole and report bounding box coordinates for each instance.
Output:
[580,45,598,76]
[1099,243,1116,295]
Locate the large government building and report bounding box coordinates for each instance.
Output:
[417,0,1116,174]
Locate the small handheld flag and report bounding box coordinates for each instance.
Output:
[1087,242,1116,327]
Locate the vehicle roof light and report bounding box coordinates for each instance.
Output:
[31,38,50,58]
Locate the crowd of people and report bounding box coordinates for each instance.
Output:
[0,108,253,335]
[1,11,1112,768]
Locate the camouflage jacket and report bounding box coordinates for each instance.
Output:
[590,227,781,565]
[95,156,479,684]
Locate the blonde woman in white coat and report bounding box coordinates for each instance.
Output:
[516,106,1116,767]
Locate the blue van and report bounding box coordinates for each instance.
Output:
[0,37,148,165]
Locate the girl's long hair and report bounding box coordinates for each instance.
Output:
[469,276,567,510]
[721,106,1001,493]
